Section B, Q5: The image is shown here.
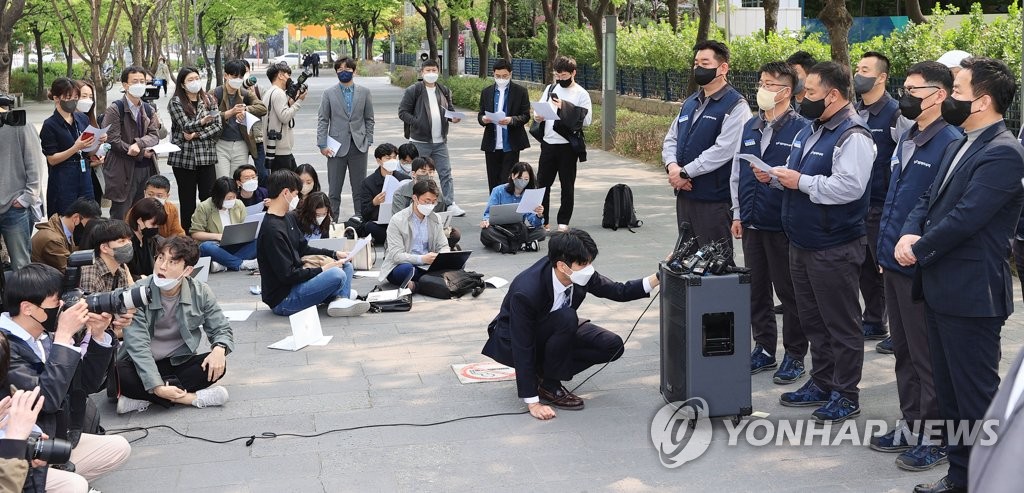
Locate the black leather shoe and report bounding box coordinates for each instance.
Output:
[913,476,966,493]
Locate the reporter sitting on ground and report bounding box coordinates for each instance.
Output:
[30,197,101,273]
[0,384,45,493]
[139,174,186,238]
[190,176,258,273]
[125,197,168,280]
[296,163,321,200]
[392,157,461,249]
[380,179,450,291]
[358,143,408,245]
[481,228,659,420]
[257,169,369,317]
[115,236,234,414]
[1,263,131,491]
[234,164,269,208]
[78,218,138,338]
[295,191,333,241]
[480,162,546,253]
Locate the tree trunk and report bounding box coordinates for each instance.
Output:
[667,0,678,31]
[496,0,511,61]
[540,0,559,83]
[763,0,779,36]
[905,0,926,24]
[414,0,440,61]
[577,0,610,60]
[123,1,151,67]
[213,30,223,86]
[33,24,44,101]
[51,0,123,110]
[326,24,333,65]
[60,31,74,77]
[447,16,458,76]
[469,0,496,77]
[197,12,213,83]
[176,0,191,67]
[819,0,853,68]
[689,0,714,94]
[0,0,28,93]
[362,21,375,61]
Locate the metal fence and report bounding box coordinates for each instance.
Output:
[396,55,1023,132]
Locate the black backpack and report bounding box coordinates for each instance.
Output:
[479,222,528,254]
[602,184,643,232]
[417,270,486,299]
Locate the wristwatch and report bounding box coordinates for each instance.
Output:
[212,342,229,353]
[679,168,691,180]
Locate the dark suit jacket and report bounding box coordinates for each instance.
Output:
[477,82,531,152]
[481,258,648,398]
[901,121,1024,318]
[970,348,1024,493]
[1,323,114,489]
[398,82,454,142]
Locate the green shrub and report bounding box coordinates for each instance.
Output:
[443,76,492,110]
[357,61,391,77]
[729,30,831,71]
[389,66,420,88]
[9,62,90,100]
[619,18,723,71]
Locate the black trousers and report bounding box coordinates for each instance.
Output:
[924,307,1003,487]
[884,271,938,427]
[484,149,521,192]
[789,237,866,401]
[365,221,388,246]
[116,353,223,408]
[859,206,886,327]
[744,228,806,359]
[535,307,625,385]
[172,165,217,233]
[1013,238,1024,296]
[537,143,578,226]
[268,153,297,173]
[675,195,733,261]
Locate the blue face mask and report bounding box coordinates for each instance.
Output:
[338,71,353,83]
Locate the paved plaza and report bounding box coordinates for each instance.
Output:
[17,72,1024,492]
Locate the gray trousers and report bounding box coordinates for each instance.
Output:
[859,206,887,327]
[884,271,938,426]
[109,165,153,220]
[789,237,866,401]
[327,147,368,220]
[412,142,453,204]
[675,195,733,260]
[744,228,806,359]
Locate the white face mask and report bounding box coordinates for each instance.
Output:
[494,77,510,88]
[185,80,202,94]
[315,215,328,224]
[127,83,147,98]
[155,197,167,205]
[154,272,184,291]
[227,78,244,90]
[417,203,436,216]
[241,179,259,192]
[222,199,236,210]
[399,161,413,174]
[422,72,439,84]
[289,195,300,210]
[76,99,94,113]
[301,183,314,195]
[382,159,399,172]
[564,263,596,286]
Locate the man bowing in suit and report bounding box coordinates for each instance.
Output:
[317,57,375,221]
[477,59,532,192]
[895,57,1024,493]
[482,228,659,420]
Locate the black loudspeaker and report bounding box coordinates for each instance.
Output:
[659,265,752,421]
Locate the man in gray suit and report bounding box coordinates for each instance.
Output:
[969,348,1024,493]
[317,57,375,220]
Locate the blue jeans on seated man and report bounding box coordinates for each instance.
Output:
[199,240,257,271]
[387,263,426,288]
[272,263,354,316]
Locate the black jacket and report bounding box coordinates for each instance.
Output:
[257,213,337,308]
[481,258,648,398]
[398,82,455,142]
[477,82,531,153]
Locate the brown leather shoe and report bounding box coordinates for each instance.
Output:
[538,385,585,410]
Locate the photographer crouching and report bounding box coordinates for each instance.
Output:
[0,264,131,492]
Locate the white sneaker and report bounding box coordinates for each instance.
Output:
[557,224,569,232]
[349,288,359,300]
[193,386,229,409]
[448,203,466,217]
[327,297,371,317]
[240,259,259,271]
[116,396,151,414]
[210,261,228,273]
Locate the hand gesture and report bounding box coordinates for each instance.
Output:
[772,167,800,189]
[730,220,743,239]
[450,117,461,123]
[498,117,512,126]
[154,384,186,401]
[75,134,96,151]
[534,205,544,217]
[201,348,226,382]
[666,163,686,190]
[85,312,113,340]
[0,387,44,440]
[321,148,335,158]
[751,165,773,184]
[480,219,490,228]
[55,300,89,345]
[895,234,921,267]
[127,143,141,157]
[372,191,386,206]
[482,116,492,124]
[422,252,438,264]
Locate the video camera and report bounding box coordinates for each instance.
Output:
[61,250,152,314]
[140,85,161,103]
[284,68,312,101]
[0,94,27,127]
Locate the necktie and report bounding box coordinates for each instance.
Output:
[561,287,573,309]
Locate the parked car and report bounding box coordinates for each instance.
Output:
[270,52,301,68]
[313,51,338,68]
[28,50,55,64]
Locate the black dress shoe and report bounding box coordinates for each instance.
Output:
[537,384,584,410]
[913,476,966,493]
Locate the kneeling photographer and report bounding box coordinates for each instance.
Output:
[0,263,131,492]
[115,236,234,414]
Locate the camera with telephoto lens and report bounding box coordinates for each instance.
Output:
[242,76,258,90]
[284,69,311,101]
[61,250,152,314]
[0,94,27,127]
[24,431,73,465]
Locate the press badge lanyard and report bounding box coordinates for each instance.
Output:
[67,117,86,173]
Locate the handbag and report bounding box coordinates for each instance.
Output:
[529,84,554,143]
[365,284,412,312]
[342,226,376,270]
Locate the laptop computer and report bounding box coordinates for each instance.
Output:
[191,256,212,283]
[308,238,345,251]
[427,250,472,272]
[220,221,259,246]
[488,204,523,225]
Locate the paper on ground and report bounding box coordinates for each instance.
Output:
[244,111,260,131]
[325,136,343,156]
[81,125,110,152]
[530,101,560,121]
[268,306,332,351]
[444,109,466,120]
[150,141,182,154]
[353,270,380,278]
[484,276,509,289]
[736,154,775,175]
[222,310,253,321]
[516,187,546,213]
[484,111,507,125]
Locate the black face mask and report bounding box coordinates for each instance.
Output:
[556,78,573,88]
[142,227,159,240]
[898,93,925,120]
[853,74,877,95]
[798,95,828,120]
[31,305,60,333]
[940,96,978,127]
[693,66,719,87]
[72,223,85,245]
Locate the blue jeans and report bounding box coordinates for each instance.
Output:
[412,142,453,203]
[199,240,257,271]
[386,263,425,287]
[271,263,354,316]
[0,206,32,269]
[254,142,269,186]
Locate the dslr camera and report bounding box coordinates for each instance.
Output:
[61,250,152,314]
[0,93,27,127]
[284,68,312,101]
[25,431,73,465]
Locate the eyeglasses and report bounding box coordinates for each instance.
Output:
[757,82,790,90]
[897,86,940,98]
